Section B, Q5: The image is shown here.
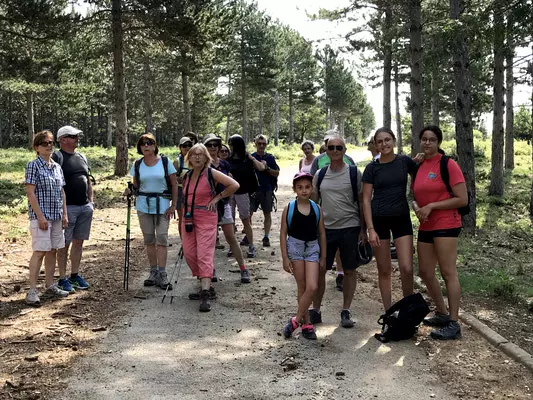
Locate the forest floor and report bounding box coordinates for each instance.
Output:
[0,153,532,399]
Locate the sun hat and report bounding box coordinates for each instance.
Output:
[179,136,193,146]
[57,125,82,139]
[203,133,222,145]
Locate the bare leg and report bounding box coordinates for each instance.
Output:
[56,245,69,277]
[418,241,447,314]
[264,212,272,236]
[394,235,414,298]
[434,237,461,320]
[222,224,245,266]
[156,245,168,268]
[312,264,327,312]
[293,261,319,324]
[242,216,254,246]
[44,249,57,287]
[145,243,157,266]
[70,239,84,274]
[374,239,393,310]
[29,251,46,289]
[342,269,357,310]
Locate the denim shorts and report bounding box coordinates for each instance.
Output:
[286,236,320,262]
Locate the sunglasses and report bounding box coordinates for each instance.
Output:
[205,142,219,148]
[63,135,79,139]
[39,141,54,147]
[141,140,155,146]
[327,145,344,151]
[180,143,192,148]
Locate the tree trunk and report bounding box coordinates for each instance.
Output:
[226,114,231,143]
[112,0,128,176]
[106,111,113,149]
[382,6,392,129]
[408,0,423,156]
[489,1,505,196]
[529,47,533,221]
[394,64,403,154]
[274,89,279,146]
[430,71,440,126]
[144,61,154,134]
[289,87,294,143]
[259,97,263,137]
[338,118,345,136]
[181,70,191,135]
[450,0,476,234]
[330,112,336,130]
[504,17,514,170]
[240,38,247,140]
[26,92,34,149]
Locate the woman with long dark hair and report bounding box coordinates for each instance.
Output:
[413,125,468,340]
[227,134,266,258]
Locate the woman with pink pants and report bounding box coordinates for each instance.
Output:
[181,143,239,312]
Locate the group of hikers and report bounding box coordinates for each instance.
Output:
[25,124,468,342]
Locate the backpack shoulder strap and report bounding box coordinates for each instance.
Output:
[309,199,320,226]
[440,155,453,195]
[177,154,184,176]
[316,166,329,199]
[206,167,218,196]
[287,200,297,229]
[134,158,143,189]
[52,150,63,166]
[160,155,171,193]
[348,165,359,203]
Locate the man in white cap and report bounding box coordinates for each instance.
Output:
[52,125,94,292]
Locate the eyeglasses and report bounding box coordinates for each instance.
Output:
[421,137,438,143]
[219,149,229,153]
[39,141,54,147]
[63,135,79,139]
[141,140,155,146]
[256,142,267,146]
[191,153,204,158]
[205,142,219,148]
[327,145,343,151]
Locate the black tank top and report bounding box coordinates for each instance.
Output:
[287,203,318,242]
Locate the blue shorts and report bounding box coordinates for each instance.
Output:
[286,236,320,262]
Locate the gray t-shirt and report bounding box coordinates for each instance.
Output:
[362,154,417,217]
[313,164,363,229]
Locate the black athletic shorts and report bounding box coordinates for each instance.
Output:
[417,228,461,244]
[372,214,413,240]
[250,190,274,213]
[325,226,361,271]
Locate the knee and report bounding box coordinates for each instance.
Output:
[156,234,169,247]
[306,282,318,294]
[399,263,413,277]
[143,234,156,245]
[377,265,391,279]
[418,267,434,281]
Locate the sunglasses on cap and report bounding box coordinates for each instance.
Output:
[327,145,343,151]
[141,140,155,146]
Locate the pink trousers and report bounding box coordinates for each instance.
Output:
[181,209,217,279]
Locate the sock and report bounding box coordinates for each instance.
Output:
[150,266,157,272]
[239,265,247,271]
[158,266,166,272]
[337,271,344,276]
[263,234,269,238]
[70,273,78,279]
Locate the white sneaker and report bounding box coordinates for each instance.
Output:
[46,283,69,297]
[25,288,41,305]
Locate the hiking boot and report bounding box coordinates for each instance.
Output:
[240,236,249,246]
[227,249,233,257]
[423,311,451,327]
[144,270,159,286]
[25,288,40,306]
[215,238,225,250]
[211,269,219,283]
[335,274,344,291]
[157,271,173,290]
[240,269,251,283]
[58,277,75,293]
[309,309,322,324]
[46,283,69,298]
[247,245,255,258]
[188,286,217,300]
[301,324,317,340]
[262,236,270,247]
[199,290,211,312]
[340,309,355,328]
[430,320,462,340]
[283,317,299,338]
[69,274,89,290]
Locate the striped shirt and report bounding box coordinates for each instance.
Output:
[25,156,65,221]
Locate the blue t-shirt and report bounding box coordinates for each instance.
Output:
[129,157,177,214]
[251,152,279,192]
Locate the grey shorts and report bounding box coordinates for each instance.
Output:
[250,190,274,213]
[137,211,170,246]
[286,236,320,262]
[231,194,250,220]
[64,203,94,244]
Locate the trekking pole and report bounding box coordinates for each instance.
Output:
[123,182,134,291]
[162,246,184,304]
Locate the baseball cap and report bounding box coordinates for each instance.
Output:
[57,125,82,139]
[179,136,193,146]
[203,133,222,145]
[293,172,313,184]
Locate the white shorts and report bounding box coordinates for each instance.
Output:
[30,219,65,252]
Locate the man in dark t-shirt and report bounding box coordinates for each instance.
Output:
[52,126,94,292]
[250,134,279,247]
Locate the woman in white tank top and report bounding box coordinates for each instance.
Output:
[299,140,315,173]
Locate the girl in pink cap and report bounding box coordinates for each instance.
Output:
[280,172,326,340]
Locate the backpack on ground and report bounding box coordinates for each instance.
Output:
[374,293,430,343]
[286,199,320,229]
[134,155,171,196]
[412,155,470,216]
[316,165,359,204]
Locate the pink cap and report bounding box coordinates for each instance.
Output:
[293,172,313,184]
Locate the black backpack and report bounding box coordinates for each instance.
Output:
[374,293,430,343]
